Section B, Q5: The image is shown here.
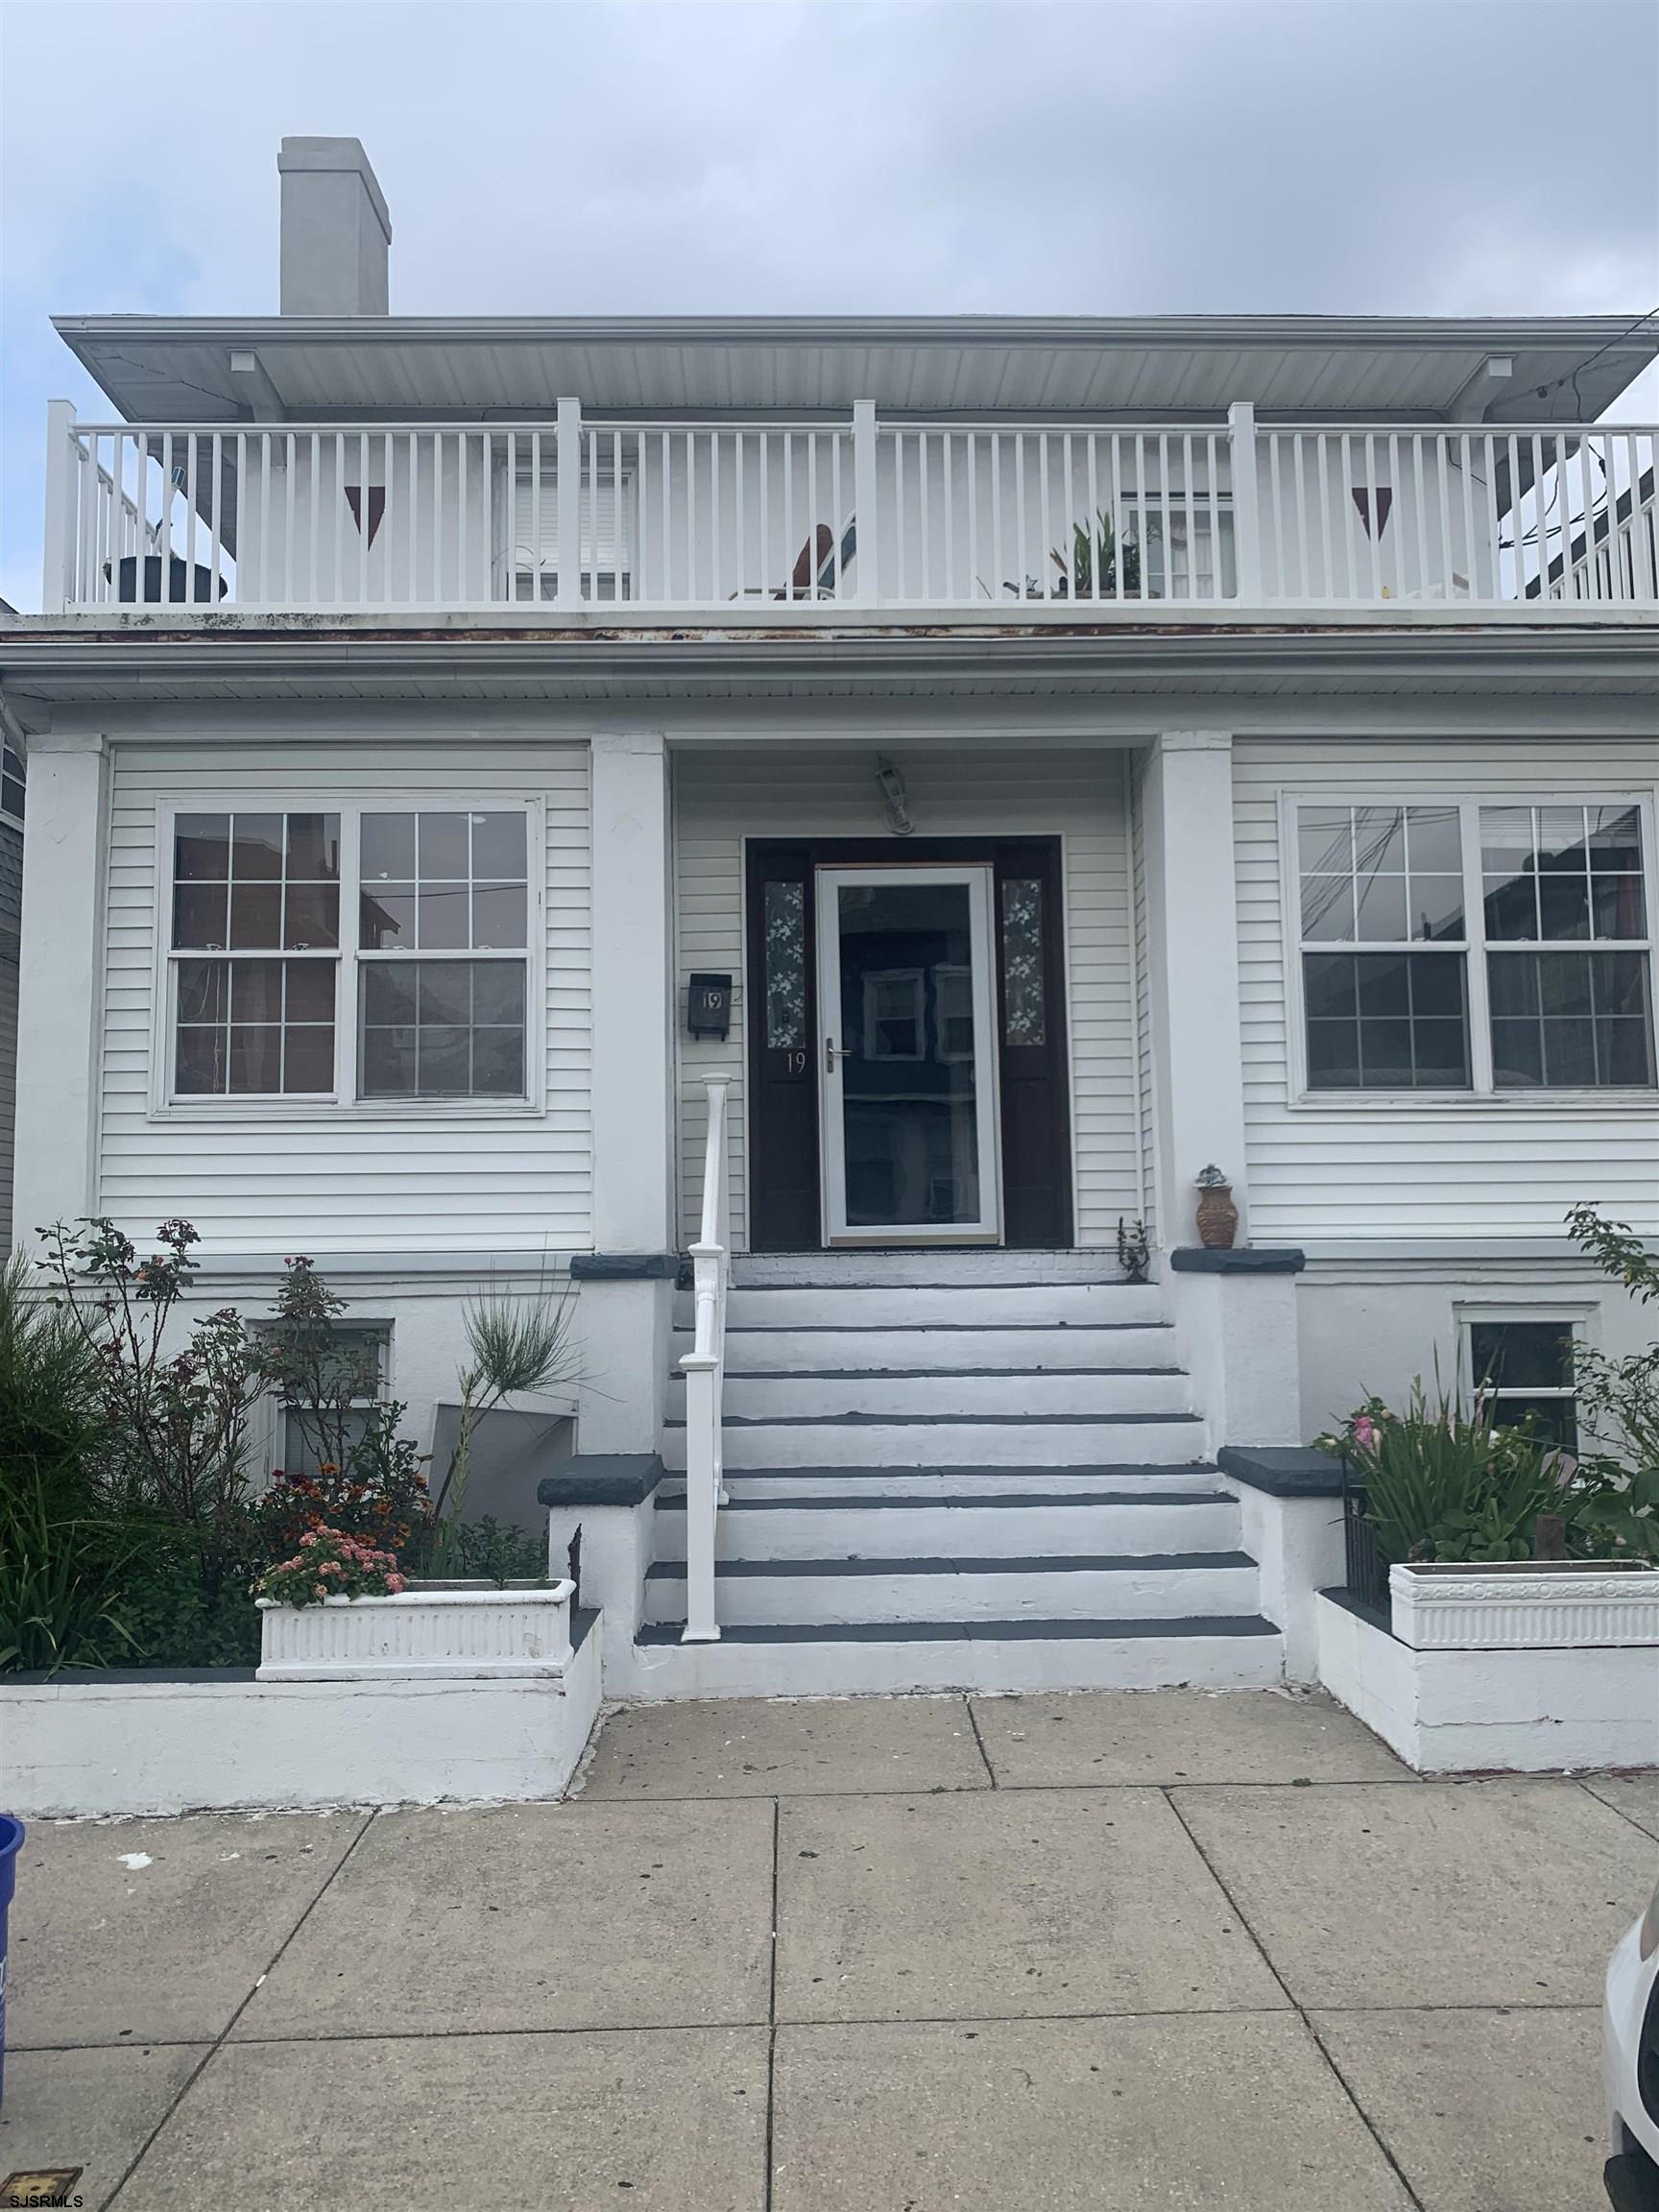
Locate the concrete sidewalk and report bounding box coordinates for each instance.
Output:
[3,1688,1654,2211]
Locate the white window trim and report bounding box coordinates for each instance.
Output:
[1277,787,1659,1112]
[147,796,547,1120]
[1453,1300,1597,1433]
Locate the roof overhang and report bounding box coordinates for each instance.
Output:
[51,313,1658,426]
[4,622,1654,728]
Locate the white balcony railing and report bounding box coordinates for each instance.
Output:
[41,397,1659,616]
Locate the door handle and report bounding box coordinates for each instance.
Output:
[824,1036,843,1072]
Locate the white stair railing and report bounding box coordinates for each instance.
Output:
[679,1075,732,1644]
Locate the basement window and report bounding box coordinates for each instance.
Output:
[1461,1314,1581,1450]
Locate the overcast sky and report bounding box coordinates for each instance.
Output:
[2,0,1655,610]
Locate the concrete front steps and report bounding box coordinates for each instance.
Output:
[636,1261,1282,1696]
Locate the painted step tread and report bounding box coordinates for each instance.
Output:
[647,1551,1253,1579]
[663,1461,1218,1483]
[637,1614,1280,1647]
[664,1410,1203,1430]
[670,1365,1187,1382]
[702,1322,1175,1334]
[657,1489,1235,1512]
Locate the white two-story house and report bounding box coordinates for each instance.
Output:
[4,136,1655,1697]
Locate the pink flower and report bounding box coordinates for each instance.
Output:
[385,1574,407,1594]
[1352,1415,1377,1450]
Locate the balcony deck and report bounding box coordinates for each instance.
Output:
[40,403,1659,624]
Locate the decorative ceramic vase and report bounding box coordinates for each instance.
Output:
[1194,1181,1238,1250]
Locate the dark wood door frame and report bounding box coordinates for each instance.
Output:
[745,836,1073,1251]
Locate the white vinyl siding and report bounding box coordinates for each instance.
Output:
[1236,735,1659,1243]
[673,746,1140,1249]
[99,741,591,1255]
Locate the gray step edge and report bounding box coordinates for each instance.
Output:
[646,1550,1254,1579]
[636,1614,1281,1646]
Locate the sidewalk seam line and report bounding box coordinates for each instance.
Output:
[104,1808,379,2209]
[964,1695,999,1787]
[1160,1786,1430,2212]
[764,1796,781,2212]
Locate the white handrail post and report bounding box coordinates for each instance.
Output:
[681,1347,720,1642]
[43,400,78,613]
[853,400,878,603]
[680,1074,732,1644]
[1227,400,1263,604]
[556,396,583,612]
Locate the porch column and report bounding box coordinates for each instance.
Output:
[13,733,109,1245]
[577,731,676,1456]
[1141,729,1248,1247]
[1142,729,1305,1455]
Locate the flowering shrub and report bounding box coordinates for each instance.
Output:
[254,1527,407,1608]
[257,1406,431,1564]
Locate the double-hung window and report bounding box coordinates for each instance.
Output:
[1481,805,1654,1089]
[167,805,533,1104]
[1293,798,1656,1095]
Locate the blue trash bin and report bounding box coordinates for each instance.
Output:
[0,1815,24,2110]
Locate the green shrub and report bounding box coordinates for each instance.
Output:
[0,1465,136,1674]
[0,1249,108,1494]
[100,1536,263,1669]
[1319,1382,1571,1564]
[444,1516,547,1587]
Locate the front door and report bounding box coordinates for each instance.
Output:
[815,866,1001,1244]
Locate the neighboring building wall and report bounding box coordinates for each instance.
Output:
[673,742,1142,1249]
[97,735,592,1256]
[1235,733,1659,1244]
[0,818,20,1256]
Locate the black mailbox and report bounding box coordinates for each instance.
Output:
[687,973,733,1041]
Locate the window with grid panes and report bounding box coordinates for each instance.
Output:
[1480,805,1655,1089]
[1293,798,1655,1094]
[165,805,534,1103]
[1297,804,1469,1090]
[171,811,341,1095]
[357,809,529,1098]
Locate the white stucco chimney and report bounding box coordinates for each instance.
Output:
[278,137,391,315]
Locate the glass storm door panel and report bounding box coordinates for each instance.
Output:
[815,867,1000,1243]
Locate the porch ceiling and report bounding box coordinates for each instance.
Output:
[51,313,1658,427]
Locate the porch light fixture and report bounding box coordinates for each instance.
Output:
[876,757,915,837]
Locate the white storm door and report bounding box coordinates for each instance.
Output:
[815,865,1001,1244]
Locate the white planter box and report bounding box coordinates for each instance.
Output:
[1389,1560,1659,1651]
[1317,1591,1659,1774]
[257,1579,576,1682]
